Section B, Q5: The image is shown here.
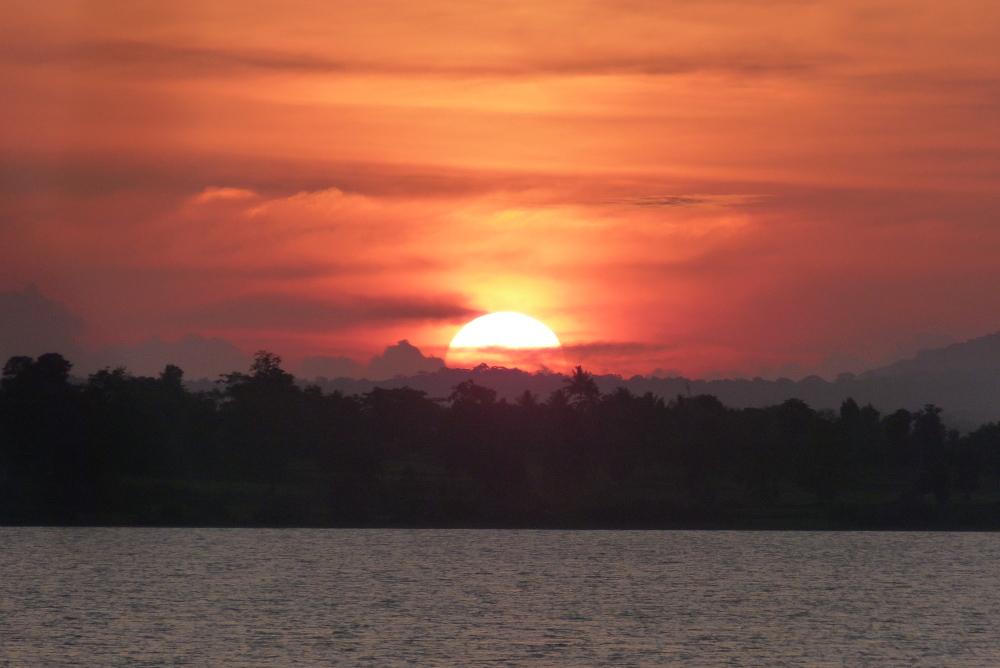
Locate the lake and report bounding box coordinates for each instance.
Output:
[1,529,998,666]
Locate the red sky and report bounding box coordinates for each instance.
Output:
[2,0,999,378]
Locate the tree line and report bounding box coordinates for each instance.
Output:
[2,351,999,528]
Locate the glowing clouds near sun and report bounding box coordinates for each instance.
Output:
[446,312,565,372]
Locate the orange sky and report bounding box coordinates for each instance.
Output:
[2,0,999,377]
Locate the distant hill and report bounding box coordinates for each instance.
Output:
[296,331,1000,431]
[845,331,1000,428]
[862,331,1000,379]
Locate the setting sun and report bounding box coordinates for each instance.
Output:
[446,312,563,371]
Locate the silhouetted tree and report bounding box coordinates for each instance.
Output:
[515,389,538,409]
[218,350,302,494]
[564,366,600,411]
[883,408,913,472]
[0,353,88,522]
[449,379,498,411]
[913,404,951,504]
[955,423,997,502]
[5,349,1000,529]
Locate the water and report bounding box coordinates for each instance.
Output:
[1,529,999,666]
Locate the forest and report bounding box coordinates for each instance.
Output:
[2,351,1000,529]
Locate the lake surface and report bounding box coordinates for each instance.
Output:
[1,529,999,666]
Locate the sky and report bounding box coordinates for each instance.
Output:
[2,0,999,379]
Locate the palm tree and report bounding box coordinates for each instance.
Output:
[564,366,600,410]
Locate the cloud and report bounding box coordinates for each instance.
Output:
[366,340,444,381]
[70,41,353,77]
[562,341,678,357]
[0,285,85,365]
[176,294,483,332]
[1,40,351,77]
[297,340,448,381]
[557,342,682,376]
[618,195,764,208]
[192,187,257,202]
[0,151,562,200]
[7,38,838,81]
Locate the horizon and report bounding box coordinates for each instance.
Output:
[0,283,985,384]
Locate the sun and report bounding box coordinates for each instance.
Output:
[446,312,564,372]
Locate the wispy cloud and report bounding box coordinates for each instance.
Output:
[615,195,764,208]
[4,39,840,80]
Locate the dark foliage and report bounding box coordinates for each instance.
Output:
[2,351,1000,528]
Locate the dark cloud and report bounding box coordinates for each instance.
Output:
[5,39,837,80]
[0,151,579,201]
[366,340,444,381]
[615,194,764,208]
[549,53,836,77]
[80,263,376,284]
[766,186,1000,229]
[563,342,678,357]
[620,240,781,279]
[1,40,348,76]
[0,154,201,197]
[177,294,482,332]
[73,41,354,78]
[0,285,85,364]
[0,151,774,209]
[629,196,719,207]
